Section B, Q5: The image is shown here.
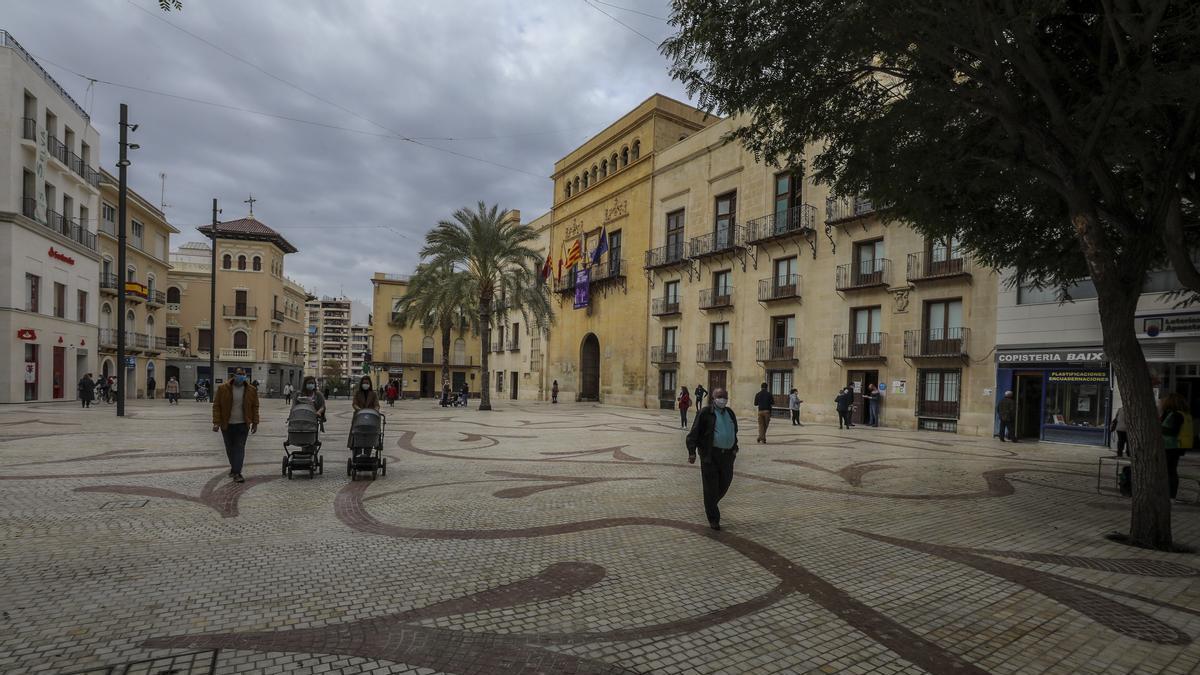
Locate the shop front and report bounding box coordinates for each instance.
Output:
[995,347,1110,446]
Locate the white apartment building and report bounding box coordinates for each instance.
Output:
[350,323,370,375]
[0,30,101,403]
[305,297,354,380]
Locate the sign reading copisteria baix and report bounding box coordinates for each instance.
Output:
[995,349,1105,364]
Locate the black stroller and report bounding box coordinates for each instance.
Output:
[347,408,386,480]
[282,400,323,479]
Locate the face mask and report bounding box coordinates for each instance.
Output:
[714,398,728,409]
[234,375,246,385]
[306,383,315,391]
[361,383,371,391]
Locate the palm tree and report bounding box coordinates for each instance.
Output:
[392,262,475,392]
[422,202,551,410]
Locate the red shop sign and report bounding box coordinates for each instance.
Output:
[48,247,75,265]
[16,329,37,340]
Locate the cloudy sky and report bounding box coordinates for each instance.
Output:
[7,0,689,315]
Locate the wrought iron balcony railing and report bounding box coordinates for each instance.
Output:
[904,328,969,358]
[100,273,119,293]
[745,204,817,244]
[688,226,744,259]
[756,338,798,362]
[758,274,801,302]
[907,251,972,282]
[825,195,877,224]
[650,346,679,365]
[697,343,731,363]
[222,305,257,318]
[650,297,681,317]
[835,259,891,290]
[644,243,687,269]
[833,333,887,360]
[698,287,733,310]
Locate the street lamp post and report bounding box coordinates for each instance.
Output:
[115,103,138,417]
[209,199,218,393]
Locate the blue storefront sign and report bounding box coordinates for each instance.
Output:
[995,348,1110,446]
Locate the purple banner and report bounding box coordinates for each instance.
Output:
[573,269,590,309]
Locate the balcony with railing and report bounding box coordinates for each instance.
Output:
[146,290,166,307]
[697,343,731,363]
[835,260,891,291]
[904,327,970,359]
[745,204,817,245]
[907,252,972,283]
[698,287,733,311]
[825,195,878,225]
[124,282,148,303]
[506,336,520,352]
[650,345,679,365]
[491,339,505,353]
[272,309,285,322]
[451,354,478,367]
[21,117,35,141]
[219,348,257,362]
[271,350,294,363]
[833,333,887,361]
[47,135,67,165]
[590,258,625,284]
[688,227,745,260]
[30,202,97,250]
[222,305,257,319]
[99,328,117,348]
[143,335,167,353]
[100,273,119,295]
[651,297,681,317]
[758,274,802,302]
[644,242,687,270]
[756,338,798,363]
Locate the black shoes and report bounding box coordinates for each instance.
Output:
[233,473,245,483]
[708,520,721,531]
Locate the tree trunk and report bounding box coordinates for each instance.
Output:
[440,320,452,391]
[479,299,492,411]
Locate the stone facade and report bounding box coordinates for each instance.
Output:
[489,211,552,402]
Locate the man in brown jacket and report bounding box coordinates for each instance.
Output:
[212,367,260,482]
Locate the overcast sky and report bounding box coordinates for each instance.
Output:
[6,0,689,315]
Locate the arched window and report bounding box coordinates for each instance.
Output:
[621,146,629,167]
[233,331,248,349]
[574,176,580,193]
[146,275,155,296]
[611,153,619,171]
[100,303,112,330]
[126,265,136,282]
[421,335,434,363]
[126,310,136,334]
[565,183,572,198]
[222,254,232,269]
[582,172,589,189]
[389,335,402,360]
[145,314,154,335]
[167,286,181,304]
[590,165,598,184]
[252,256,262,271]
[237,255,246,271]
[600,159,608,178]
[631,140,640,161]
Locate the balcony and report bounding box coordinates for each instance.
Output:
[166,303,181,313]
[219,348,257,362]
[833,333,887,361]
[907,252,972,283]
[756,338,798,363]
[271,350,294,363]
[124,282,148,303]
[825,195,878,225]
[146,290,165,307]
[506,337,520,352]
[644,243,687,270]
[590,258,626,284]
[37,206,97,251]
[698,287,733,311]
[491,340,505,352]
[688,227,745,260]
[143,335,166,353]
[836,260,891,291]
[99,328,117,348]
[47,135,68,165]
[904,328,970,359]
[165,345,182,358]
[758,274,802,302]
[451,354,478,367]
[650,346,679,365]
[650,297,681,317]
[272,309,285,323]
[389,311,406,326]
[745,204,817,244]
[697,343,732,363]
[100,273,119,295]
[21,117,35,141]
[223,305,257,319]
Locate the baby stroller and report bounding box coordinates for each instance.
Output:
[282,401,323,479]
[347,408,386,480]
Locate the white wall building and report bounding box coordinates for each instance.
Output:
[0,30,101,403]
[305,297,354,381]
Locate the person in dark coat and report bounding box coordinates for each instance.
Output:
[753,382,773,444]
[677,386,691,429]
[685,387,738,530]
[694,384,708,411]
[997,390,1017,442]
[78,373,95,408]
[146,375,157,400]
[835,387,855,429]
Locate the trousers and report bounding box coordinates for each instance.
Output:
[221,423,249,474]
[838,409,853,428]
[700,450,736,524]
[1167,449,1184,499]
[757,411,770,441]
[791,409,800,425]
[680,408,689,428]
[999,420,1016,441]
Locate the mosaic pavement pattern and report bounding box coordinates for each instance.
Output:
[1,398,1199,674]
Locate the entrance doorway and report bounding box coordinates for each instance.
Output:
[452,371,466,394]
[847,369,879,425]
[1015,372,1043,439]
[580,334,600,401]
[707,369,727,395]
[420,370,435,398]
[511,371,518,399]
[76,352,88,392]
[53,346,65,399]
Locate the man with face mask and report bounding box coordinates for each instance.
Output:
[212,367,260,483]
[685,387,739,530]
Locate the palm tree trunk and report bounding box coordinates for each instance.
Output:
[479,298,492,411]
[440,319,452,391]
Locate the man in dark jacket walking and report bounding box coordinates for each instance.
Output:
[78,373,95,408]
[753,382,773,444]
[694,384,707,411]
[685,387,738,530]
[997,390,1017,442]
[835,387,855,429]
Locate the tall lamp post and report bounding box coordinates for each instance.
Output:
[115,104,138,417]
[209,199,219,393]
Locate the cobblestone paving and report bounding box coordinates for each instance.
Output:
[1,398,1199,674]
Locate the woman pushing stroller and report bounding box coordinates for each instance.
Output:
[353,375,379,411]
[295,375,327,425]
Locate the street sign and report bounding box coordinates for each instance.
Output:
[125,357,136,368]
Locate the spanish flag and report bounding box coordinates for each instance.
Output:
[564,238,583,268]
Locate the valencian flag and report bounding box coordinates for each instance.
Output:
[590,227,609,265]
[540,253,552,282]
[564,237,583,268]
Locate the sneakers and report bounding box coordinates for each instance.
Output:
[228,470,236,477]
[233,473,245,483]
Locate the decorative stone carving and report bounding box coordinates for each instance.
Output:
[603,198,628,224]
[892,287,911,313]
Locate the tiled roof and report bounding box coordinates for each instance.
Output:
[198,216,297,253]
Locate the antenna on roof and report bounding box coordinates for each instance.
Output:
[159,172,171,211]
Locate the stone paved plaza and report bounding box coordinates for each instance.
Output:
[1,398,1199,675]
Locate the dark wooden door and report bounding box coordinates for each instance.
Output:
[707,369,727,396]
[847,370,878,424]
[1015,372,1043,439]
[420,370,435,398]
[580,335,600,401]
[511,372,518,400]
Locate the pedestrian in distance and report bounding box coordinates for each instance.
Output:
[78,373,95,408]
[165,376,180,405]
[835,387,855,429]
[686,387,738,531]
[552,380,559,404]
[323,385,331,400]
[997,390,1017,442]
[98,376,109,403]
[694,384,707,411]
[354,375,380,411]
[865,383,880,426]
[677,386,692,429]
[441,381,451,408]
[754,382,773,443]
[1161,393,1189,500]
[460,381,469,406]
[146,375,157,400]
[1110,406,1129,457]
[211,367,259,484]
[788,388,802,426]
[385,381,397,407]
[110,377,118,403]
[282,382,293,405]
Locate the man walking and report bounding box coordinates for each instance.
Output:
[212,367,259,483]
[78,373,95,408]
[997,390,1017,442]
[788,388,802,426]
[835,387,855,429]
[694,383,707,411]
[753,382,773,444]
[686,387,738,530]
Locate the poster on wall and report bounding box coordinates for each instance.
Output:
[893,379,907,395]
[24,362,36,384]
[573,269,590,310]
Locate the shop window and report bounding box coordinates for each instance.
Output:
[1045,370,1107,430]
[24,344,38,401]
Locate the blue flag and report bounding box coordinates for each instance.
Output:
[590,227,609,265]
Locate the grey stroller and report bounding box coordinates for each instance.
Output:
[347,408,386,480]
[282,400,323,479]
